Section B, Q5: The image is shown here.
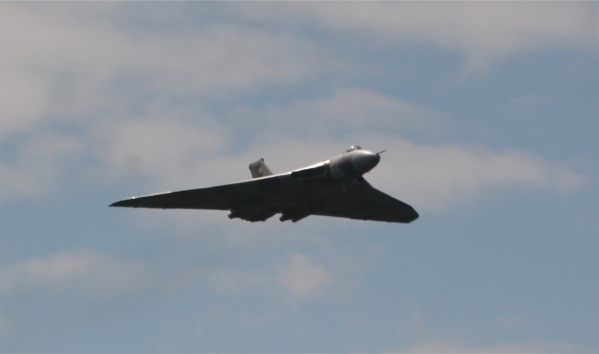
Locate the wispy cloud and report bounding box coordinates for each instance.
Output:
[169,267,271,296]
[0,3,590,212]
[167,252,332,302]
[0,3,342,139]
[238,2,599,72]
[0,3,596,351]
[0,249,151,297]
[365,138,589,211]
[229,87,442,139]
[0,133,84,199]
[401,339,580,353]
[278,253,332,299]
[96,114,227,187]
[93,85,589,213]
[1,87,588,213]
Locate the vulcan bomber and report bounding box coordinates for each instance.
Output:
[110,146,418,223]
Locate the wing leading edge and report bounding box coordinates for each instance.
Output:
[109,173,289,211]
[109,187,232,210]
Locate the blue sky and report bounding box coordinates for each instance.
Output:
[1,2,598,352]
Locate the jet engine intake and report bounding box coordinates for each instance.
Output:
[228,208,276,222]
[279,210,311,223]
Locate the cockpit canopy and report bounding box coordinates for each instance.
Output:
[345,145,362,152]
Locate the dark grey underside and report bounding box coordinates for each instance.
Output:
[110,173,418,223]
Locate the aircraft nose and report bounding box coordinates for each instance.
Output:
[351,151,380,175]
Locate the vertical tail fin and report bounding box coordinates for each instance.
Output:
[249,158,273,178]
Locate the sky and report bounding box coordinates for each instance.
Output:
[0,2,598,353]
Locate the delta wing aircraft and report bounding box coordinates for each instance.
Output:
[110,146,418,223]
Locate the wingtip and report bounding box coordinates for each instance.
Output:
[109,200,126,207]
[407,208,419,223]
[411,211,419,223]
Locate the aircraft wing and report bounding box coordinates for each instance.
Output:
[110,174,288,211]
[110,186,232,210]
[314,181,419,223]
[111,174,418,224]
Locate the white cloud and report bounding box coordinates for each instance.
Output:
[0,3,341,139]
[203,270,268,295]
[402,340,580,353]
[96,114,227,189]
[0,249,151,297]
[217,90,587,214]
[363,137,589,211]
[2,82,585,215]
[115,86,586,214]
[167,252,332,301]
[278,253,332,299]
[168,266,271,296]
[231,87,441,139]
[0,133,84,199]
[0,4,119,138]
[0,4,589,213]
[241,2,599,71]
